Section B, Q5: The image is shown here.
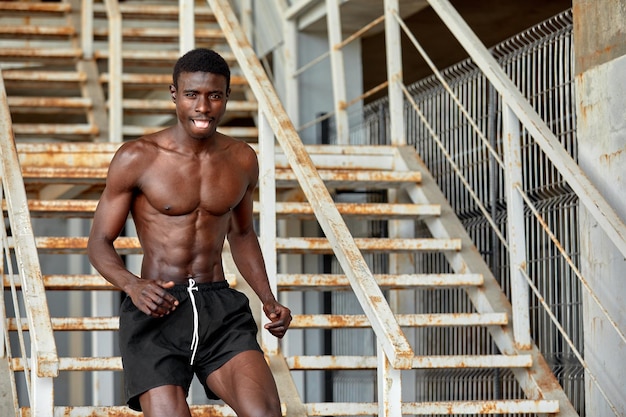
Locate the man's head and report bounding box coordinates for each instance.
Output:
[172,48,231,91]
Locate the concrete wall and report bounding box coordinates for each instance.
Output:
[573,1,626,415]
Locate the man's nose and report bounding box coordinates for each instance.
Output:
[195,96,209,112]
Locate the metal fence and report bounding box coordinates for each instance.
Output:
[351,9,584,415]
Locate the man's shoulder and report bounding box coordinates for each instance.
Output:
[114,135,162,159]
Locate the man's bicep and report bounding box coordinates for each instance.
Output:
[91,187,133,242]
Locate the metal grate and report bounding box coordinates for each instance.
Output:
[355,9,584,416]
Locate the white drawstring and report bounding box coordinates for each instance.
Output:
[187,278,199,365]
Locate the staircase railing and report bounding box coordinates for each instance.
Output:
[410,2,624,414]
[207,0,415,371]
[0,71,58,416]
[253,0,624,414]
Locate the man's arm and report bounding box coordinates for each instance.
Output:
[87,143,178,317]
[227,147,291,338]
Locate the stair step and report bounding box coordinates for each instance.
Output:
[0,1,71,16]
[122,125,259,139]
[93,27,225,43]
[2,70,86,84]
[15,143,400,171]
[7,97,92,112]
[20,405,236,417]
[4,274,111,290]
[286,354,531,369]
[18,200,438,220]
[18,400,560,416]
[275,168,421,188]
[7,312,505,332]
[290,313,507,328]
[10,237,461,254]
[5,272,480,291]
[12,356,121,372]
[269,202,440,219]
[11,354,530,372]
[92,3,216,22]
[99,73,248,89]
[0,47,82,62]
[8,317,118,331]
[0,25,75,40]
[307,400,559,415]
[12,123,98,138]
[275,237,461,253]
[121,98,257,113]
[94,49,236,65]
[20,167,422,188]
[4,273,233,290]
[278,273,482,289]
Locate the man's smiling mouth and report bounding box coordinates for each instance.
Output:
[192,119,211,129]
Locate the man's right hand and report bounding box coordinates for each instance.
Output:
[127,279,179,317]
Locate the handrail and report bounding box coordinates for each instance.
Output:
[426,0,626,259]
[0,70,59,412]
[207,0,414,369]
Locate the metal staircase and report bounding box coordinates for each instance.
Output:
[3,0,615,416]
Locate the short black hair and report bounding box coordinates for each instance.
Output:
[172,48,231,90]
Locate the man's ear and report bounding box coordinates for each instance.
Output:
[170,84,176,102]
[226,88,231,99]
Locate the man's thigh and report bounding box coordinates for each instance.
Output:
[205,350,281,417]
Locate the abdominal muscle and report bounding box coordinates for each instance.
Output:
[132,203,232,285]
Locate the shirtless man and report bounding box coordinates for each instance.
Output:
[87,48,291,417]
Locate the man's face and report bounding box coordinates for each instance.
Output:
[170,71,230,139]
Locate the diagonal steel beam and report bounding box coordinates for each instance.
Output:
[207,0,414,369]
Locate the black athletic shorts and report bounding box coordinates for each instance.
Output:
[118,279,262,411]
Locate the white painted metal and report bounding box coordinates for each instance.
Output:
[81,0,93,59]
[384,0,404,146]
[378,343,402,417]
[395,146,580,415]
[502,105,531,349]
[103,0,122,142]
[325,0,350,144]
[426,0,626,259]
[286,354,533,369]
[1,73,58,417]
[276,0,300,127]
[179,0,195,53]
[258,111,279,354]
[208,0,414,369]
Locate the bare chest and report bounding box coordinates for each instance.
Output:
[138,158,248,216]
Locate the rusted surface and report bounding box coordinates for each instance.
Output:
[277,273,483,290]
[20,404,238,416]
[0,26,75,40]
[0,47,81,61]
[92,27,225,43]
[8,96,92,111]
[0,2,70,15]
[2,70,86,83]
[290,312,506,329]
[4,274,114,290]
[275,237,461,254]
[92,3,217,22]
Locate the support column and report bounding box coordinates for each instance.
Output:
[573,1,626,415]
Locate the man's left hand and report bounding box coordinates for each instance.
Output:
[263,301,292,338]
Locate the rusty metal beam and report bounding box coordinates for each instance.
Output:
[286,354,532,369]
[208,0,414,369]
[289,313,507,328]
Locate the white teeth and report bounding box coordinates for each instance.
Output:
[193,120,210,129]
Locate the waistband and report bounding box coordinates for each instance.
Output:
[170,279,229,293]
